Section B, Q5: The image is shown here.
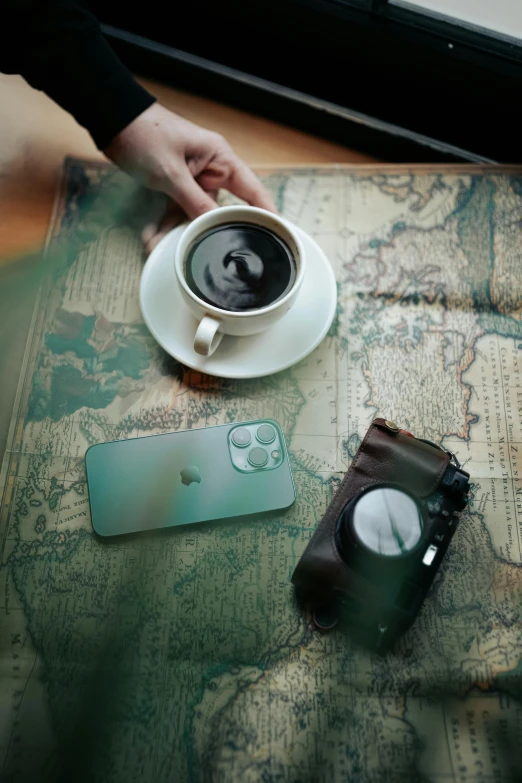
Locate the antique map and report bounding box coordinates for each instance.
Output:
[1,161,521,782]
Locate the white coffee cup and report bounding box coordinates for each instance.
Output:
[174,205,306,357]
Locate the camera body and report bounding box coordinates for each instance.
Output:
[292,418,470,650]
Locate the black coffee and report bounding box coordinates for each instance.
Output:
[185,222,297,312]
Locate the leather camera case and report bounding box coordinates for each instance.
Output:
[291,418,450,607]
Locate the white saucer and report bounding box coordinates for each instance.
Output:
[139,223,337,379]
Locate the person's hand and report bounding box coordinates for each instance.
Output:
[104,103,276,253]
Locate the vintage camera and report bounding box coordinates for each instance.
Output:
[292,418,470,651]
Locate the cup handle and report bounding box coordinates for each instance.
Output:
[194,315,223,356]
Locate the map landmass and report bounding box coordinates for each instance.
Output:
[0,162,521,782]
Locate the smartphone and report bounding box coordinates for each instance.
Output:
[85,419,295,536]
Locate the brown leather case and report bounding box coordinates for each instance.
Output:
[291,418,450,601]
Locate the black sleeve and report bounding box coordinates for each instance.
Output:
[1,0,156,150]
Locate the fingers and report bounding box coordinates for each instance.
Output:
[142,223,157,248]
[165,168,218,220]
[142,203,185,256]
[197,150,277,213]
[141,190,220,256]
[227,158,277,213]
[142,218,179,256]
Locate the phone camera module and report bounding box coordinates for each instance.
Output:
[231,427,252,447]
[248,447,269,467]
[256,424,276,444]
[229,422,284,472]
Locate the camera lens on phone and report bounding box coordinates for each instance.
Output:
[248,447,269,467]
[232,427,251,447]
[256,424,276,444]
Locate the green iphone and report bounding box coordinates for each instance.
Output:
[85,419,295,536]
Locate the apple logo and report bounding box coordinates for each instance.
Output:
[180,466,202,486]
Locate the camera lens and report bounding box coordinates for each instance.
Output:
[248,447,269,467]
[232,427,251,447]
[256,424,276,444]
[342,487,423,557]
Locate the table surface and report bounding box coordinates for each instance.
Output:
[2,74,521,783]
[0,74,378,265]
